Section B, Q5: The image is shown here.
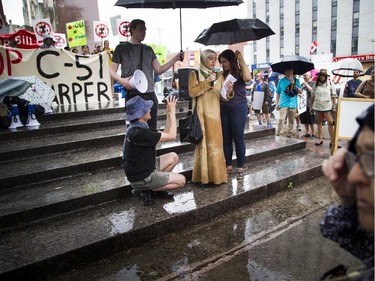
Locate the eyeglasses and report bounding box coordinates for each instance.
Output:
[345,150,374,177]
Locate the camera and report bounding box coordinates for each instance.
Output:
[162,87,179,103]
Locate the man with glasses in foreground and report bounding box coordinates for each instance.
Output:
[319,104,374,280]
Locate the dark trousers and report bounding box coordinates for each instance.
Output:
[126,91,158,130]
[220,102,248,168]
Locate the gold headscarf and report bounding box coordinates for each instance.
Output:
[199,49,217,81]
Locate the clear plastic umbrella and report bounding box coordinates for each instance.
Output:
[0,79,32,102]
[12,76,56,113]
[331,58,363,77]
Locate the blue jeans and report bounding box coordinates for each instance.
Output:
[220,102,248,168]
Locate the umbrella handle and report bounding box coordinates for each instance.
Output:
[179,8,183,61]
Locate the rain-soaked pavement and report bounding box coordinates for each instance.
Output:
[51,177,361,281]
[1,99,355,281]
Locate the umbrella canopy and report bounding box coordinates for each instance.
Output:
[331,58,363,78]
[271,55,314,75]
[115,0,243,50]
[364,65,374,76]
[0,79,33,102]
[115,0,243,8]
[12,76,56,111]
[194,18,274,46]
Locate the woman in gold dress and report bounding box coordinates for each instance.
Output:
[188,49,227,186]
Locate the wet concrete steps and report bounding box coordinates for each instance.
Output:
[0,148,325,280]
[0,110,188,141]
[0,101,189,141]
[0,121,271,162]
[0,126,274,187]
[0,133,299,227]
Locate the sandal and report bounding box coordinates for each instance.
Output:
[315,140,323,146]
[236,168,244,179]
[226,166,233,174]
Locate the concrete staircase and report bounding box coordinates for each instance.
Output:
[0,101,327,280]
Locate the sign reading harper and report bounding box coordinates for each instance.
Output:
[0,46,112,105]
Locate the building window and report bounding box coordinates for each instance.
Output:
[295,45,300,55]
[352,0,360,54]
[352,37,358,55]
[331,16,337,30]
[252,1,256,18]
[312,20,317,34]
[331,39,336,57]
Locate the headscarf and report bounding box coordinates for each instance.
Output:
[199,49,216,80]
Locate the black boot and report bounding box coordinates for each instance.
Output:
[140,191,154,206]
[151,191,174,199]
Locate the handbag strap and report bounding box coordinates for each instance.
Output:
[138,44,143,70]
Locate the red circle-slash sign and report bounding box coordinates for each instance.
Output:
[34,21,52,37]
[54,34,66,48]
[95,24,109,38]
[119,21,131,38]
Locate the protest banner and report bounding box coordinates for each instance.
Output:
[0,29,40,49]
[66,20,86,48]
[93,21,110,42]
[298,90,307,115]
[252,91,264,110]
[0,46,112,105]
[117,19,131,42]
[53,33,67,48]
[32,18,53,45]
[332,97,375,154]
[148,44,166,64]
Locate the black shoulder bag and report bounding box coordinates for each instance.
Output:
[179,99,203,144]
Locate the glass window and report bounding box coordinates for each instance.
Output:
[352,37,358,54]
[331,40,336,57]
[353,0,360,12]
[295,45,300,55]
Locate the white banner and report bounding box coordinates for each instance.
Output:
[93,21,110,42]
[32,18,53,46]
[298,90,307,115]
[117,19,131,42]
[253,91,265,110]
[0,46,112,105]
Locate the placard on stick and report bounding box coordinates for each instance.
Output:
[332,97,374,154]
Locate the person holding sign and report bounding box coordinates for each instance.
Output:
[320,104,374,280]
[252,72,272,127]
[275,66,302,138]
[300,71,316,138]
[110,19,184,130]
[311,69,337,146]
[41,34,55,49]
[188,49,227,186]
[218,49,252,179]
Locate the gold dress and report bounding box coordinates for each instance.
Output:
[188,71,227,185]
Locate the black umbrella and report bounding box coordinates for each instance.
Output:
[0,79,33,102]
[271,55,314,75]
[194,18,274,46]
[364,65,374,76]
[115,0,243,51]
